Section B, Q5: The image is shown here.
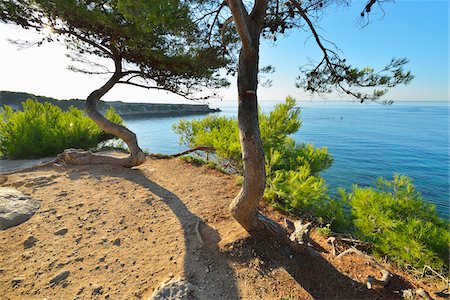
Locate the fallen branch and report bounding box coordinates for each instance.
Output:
[157,147,216,158]
[416,288,434,300]
[327,237,337,256]
[421,265,449,285]
[335,247,363,260]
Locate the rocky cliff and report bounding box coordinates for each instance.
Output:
[0,91,220,117]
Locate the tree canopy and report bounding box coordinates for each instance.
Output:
[1,0,229,98]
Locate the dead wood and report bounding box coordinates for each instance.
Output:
[367,269,392,289]
[327,237,337,256]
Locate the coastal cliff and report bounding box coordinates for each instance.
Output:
[0,91,220,117]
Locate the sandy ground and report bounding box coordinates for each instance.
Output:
[0,156,439,299]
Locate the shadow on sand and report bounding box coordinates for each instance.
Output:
[75,164,412,299]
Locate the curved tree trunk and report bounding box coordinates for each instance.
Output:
[60,59,145,167]
[229,34,286,237]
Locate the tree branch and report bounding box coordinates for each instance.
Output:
[226,0,252,50]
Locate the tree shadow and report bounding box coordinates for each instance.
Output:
[78,165,240,299]
[223,235,414,299]
[68,164,413,299]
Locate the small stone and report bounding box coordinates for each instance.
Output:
[119,217,125,224]
[92,285,103,296]
[101,237,108,244]
[99,256,106,263]
[11,276,24,287]
[50,270,70,285]
[77,287,85,295]
[75,236,82,244]
[112,238,121,246]
[54,228,68,236]
[23,235,38,249]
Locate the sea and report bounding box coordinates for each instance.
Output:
[123,100,449,219]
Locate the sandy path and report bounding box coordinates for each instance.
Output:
[0,157,424,299]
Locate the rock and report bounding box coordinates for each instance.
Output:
[0,187,41,230]
[92,285,103,296]
[149,277,202,300]
[11,276,24,287]
[77,287,85,295]
[112,238,121,246]
[50,270,70,285]
[54,228,68,236]
[23,235,38,249]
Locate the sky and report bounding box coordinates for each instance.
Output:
[0,0,448,105]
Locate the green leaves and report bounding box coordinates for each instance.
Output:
[345,174,449,269]
[297,56,414,103]
[174,96,342,227]
[0,99,123,158]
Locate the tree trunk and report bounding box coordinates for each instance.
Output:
[229,44,286,237]
[60,60,145,167]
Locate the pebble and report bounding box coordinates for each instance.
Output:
[23,235,38,249]
[11,276,24,287]
[113,238,121,246]
[92,285,103,296]
[77,287,85,295]
[54,228,68,236]
[50,270,70,285]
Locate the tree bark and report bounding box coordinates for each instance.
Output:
[61,58,145,167]
[227,7,287,237]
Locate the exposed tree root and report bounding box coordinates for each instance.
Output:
[195,218,204,247]
[58,148,145,168]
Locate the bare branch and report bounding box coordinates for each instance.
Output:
[226,0,252,50]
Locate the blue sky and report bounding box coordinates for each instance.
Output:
[0,0,448,104]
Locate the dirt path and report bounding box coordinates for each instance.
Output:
[0,157,428,299]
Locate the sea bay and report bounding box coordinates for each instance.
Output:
[124,100,449,218]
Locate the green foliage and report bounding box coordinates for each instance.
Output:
[317,224,332,237]
[179,156,206,166]
[344,174,450,269]
[174,96,344,227]
[0,99,123,158]
[175,116,241,170]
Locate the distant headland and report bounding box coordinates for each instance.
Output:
[0,91,220,117]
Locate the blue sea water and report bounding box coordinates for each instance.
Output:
[124,101,449,219]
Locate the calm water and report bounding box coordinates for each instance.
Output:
[124,101,449,218]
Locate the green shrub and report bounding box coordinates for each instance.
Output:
[0,99,124,158]
[344,174,449,270]
[174,96,344,228]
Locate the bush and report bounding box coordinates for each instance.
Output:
[0,99,124,158]
[343,174,449,270]
[174,96,344,227]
